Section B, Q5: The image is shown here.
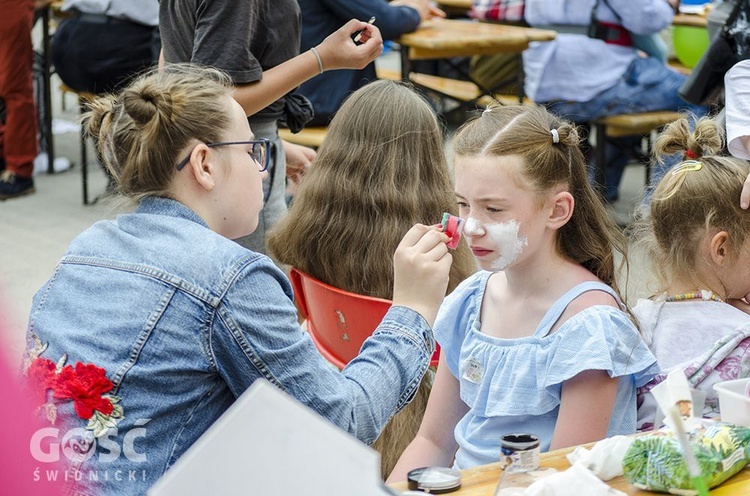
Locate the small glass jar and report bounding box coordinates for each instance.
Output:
[499,433,540,473]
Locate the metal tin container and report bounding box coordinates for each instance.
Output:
[499,433,540,473]
[407,467,461,494]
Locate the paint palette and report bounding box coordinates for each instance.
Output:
[440,213,464,250]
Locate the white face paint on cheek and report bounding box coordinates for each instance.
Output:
[485,220,528,271]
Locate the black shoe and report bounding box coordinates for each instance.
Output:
[0,171,36,200]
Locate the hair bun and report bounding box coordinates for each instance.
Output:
[122,84,174,128]
[555,122,579,147]
[83,95,117,140]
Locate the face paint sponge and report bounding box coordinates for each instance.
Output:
[440,212,464,250]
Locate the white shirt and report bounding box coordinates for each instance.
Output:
[634,298,750,370]
[725,59,750,160]
[62,0,158,27]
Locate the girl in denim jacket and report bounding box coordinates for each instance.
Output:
[22,65,452,496]
[390,106,659,481]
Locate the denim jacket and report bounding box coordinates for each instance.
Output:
[24,197,434,496]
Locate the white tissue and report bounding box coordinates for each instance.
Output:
[523,464,626,496]
[565,436,633,481]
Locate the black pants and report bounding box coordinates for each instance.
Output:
[52,16,159,95]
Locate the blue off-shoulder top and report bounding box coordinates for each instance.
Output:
[434,271,659,469]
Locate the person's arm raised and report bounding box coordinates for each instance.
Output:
[233,20,383,117]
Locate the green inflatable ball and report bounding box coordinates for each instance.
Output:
[672,25,710,69]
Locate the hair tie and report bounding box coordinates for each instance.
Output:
[550,129,559,144]
[482,108,492,116]
[684,149,698,159]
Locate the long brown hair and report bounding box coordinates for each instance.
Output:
[83,64,233,200]
[641,116,750,291]
[452,105,629,298]
[268,79,476,297]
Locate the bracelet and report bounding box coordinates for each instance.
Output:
[310,46,324,74]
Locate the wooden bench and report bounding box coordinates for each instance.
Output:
[278,68,529,149]
[60,83,99,205]
[592,110,682,189]
[409,73,533,108]
[667,58,691,76]
[278,127,328,148]
[377,67,533,109]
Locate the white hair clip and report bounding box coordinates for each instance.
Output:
[483,108,492,116]
[550,129,559,144]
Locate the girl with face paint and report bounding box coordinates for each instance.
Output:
[389,106,659,480]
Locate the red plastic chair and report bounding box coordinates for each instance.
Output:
[289,268,440,369]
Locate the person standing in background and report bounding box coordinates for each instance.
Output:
[160,1,383,255]
[51,0,160,96]
[298,0,444,127]
[0,0,44,200]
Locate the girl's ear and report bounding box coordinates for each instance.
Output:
[709,230,730,266]
[186,144,216,191]
[547,191,574,230]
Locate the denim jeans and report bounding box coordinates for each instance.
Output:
[545,56,708,203]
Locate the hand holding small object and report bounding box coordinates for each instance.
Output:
[315,19,383,71]
[352,17,376,45]
[440,213,464,250]
[392,224,452,326]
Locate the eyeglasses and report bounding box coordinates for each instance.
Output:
[175,139,271,172]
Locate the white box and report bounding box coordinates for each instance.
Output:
[149,379,395,496]
[713,378,750,427]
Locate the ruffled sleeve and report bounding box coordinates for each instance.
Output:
[462,305,659,418]
[540,306,659,392]
[433,271,490,378]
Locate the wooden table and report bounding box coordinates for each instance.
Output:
[395,19,555,111]
[397,18,555,61]
[438,0,472,9]
[673,13,708,28]
[389,441,750,495]
[438,0,473,17]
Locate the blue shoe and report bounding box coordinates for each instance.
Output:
[0,171,35,200]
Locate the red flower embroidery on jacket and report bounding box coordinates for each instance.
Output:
[26,357,57,405]
[53,362,115,420]
[22,332,125,437]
